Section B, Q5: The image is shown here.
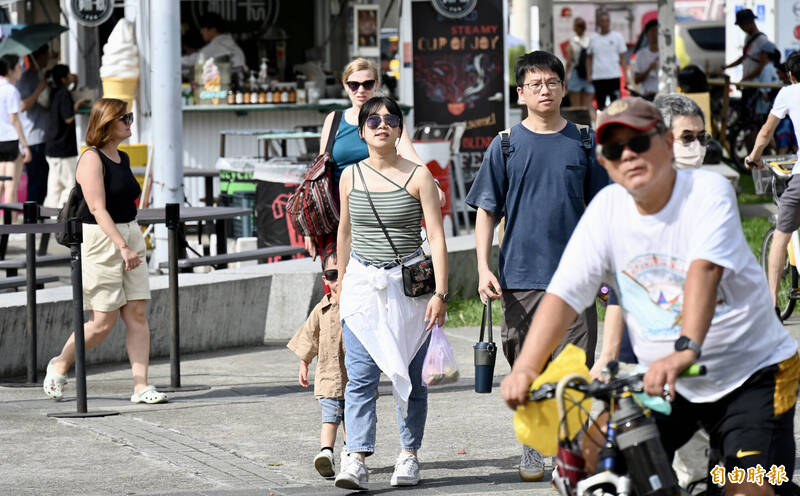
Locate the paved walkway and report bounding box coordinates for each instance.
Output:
[4,319,800,496]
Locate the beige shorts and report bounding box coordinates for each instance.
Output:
[81,221,150,312]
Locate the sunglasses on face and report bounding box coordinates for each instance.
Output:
[601,132,657,160]
[345,79,376,92]
[322,269,338,282]
[678,131,711,146]
[365,114,401,130]
[120,112,134,126]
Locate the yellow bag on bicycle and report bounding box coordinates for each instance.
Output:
[513,344,592,455]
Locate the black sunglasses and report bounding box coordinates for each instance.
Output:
[678,131,711,146]
[601,132,657,160]
[365,114,401,129]
[120,112,134,126]
[323,269,338,282]
[345,79,376,92]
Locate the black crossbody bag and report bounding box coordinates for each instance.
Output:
[354,163,435,297]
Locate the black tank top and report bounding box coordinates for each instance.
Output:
[77,149,141,224]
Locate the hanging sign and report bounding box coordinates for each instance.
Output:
[431,0,479,19]
[70,0,114,27]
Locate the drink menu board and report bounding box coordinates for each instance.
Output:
[412,0,506,183]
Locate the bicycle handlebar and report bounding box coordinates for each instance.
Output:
[527,362,706,402]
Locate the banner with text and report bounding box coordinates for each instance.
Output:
[412,0,505,184]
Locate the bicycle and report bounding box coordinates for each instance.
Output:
[754,156,799,320]
[523,360,706,496]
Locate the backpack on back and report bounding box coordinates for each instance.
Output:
[286,111,343,239]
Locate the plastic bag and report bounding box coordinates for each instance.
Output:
[421,324,460,386]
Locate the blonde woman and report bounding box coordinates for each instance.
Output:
[43,98,166,405]
[334,96,448,490]
[0,54,32,211]
[306,57,428,261]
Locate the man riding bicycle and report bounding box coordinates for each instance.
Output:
[746,51,800,314]
[502,97,800,496]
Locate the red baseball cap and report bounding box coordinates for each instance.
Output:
[595,97,664,144]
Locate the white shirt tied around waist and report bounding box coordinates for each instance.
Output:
[339,251,430,418]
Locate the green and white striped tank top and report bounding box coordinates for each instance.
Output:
[350,163,423,263]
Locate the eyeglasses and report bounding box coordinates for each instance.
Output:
[322,269,338,281]
[678,131,711,146]
[521,79,562,93]
[365,114,401,129]
[120,112,134,126]
[601,132,657,160]
[345,79,376,92]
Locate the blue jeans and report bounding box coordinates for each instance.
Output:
[342,321,431,454]
[318,397,345,424]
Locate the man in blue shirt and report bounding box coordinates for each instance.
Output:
[466,50,608,481]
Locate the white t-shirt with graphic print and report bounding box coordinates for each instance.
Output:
[547,168,796,402]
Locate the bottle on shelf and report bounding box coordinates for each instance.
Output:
[296,76,307,104]
[258,58,268,86]
[266,84,274,104]
[249,71,259,104]
[273,86,281,104]
[280,86,289,103]
[289,86,296,103]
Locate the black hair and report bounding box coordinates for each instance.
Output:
[48,64,70,88]
[514,50,565,87]
[198,12,225,32]
[322,251,337,270]
[0,54,19,76]
[786,51,800,81]
[358,96,404,135]
[32,44,49,59]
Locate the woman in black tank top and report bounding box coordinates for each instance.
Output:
[43,99,167,405]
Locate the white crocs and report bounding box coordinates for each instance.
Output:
[42,359,67,400]
[130,385,168,404]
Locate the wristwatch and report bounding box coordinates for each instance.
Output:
[434,291,449,302]
[674,336,701,360]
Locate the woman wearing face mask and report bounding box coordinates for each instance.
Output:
[306,58,434,262]
[654,93,709,169]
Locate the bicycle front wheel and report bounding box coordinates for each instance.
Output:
[761,226,798,320]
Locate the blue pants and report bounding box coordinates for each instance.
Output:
[342,321,431,454]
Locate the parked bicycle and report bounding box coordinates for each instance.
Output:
[523,360,706,496]
[754,155,800,320]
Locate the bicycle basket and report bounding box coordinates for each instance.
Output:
[752,167,772,196]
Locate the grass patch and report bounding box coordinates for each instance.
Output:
[737,172,772,205]
[445,297,502,328]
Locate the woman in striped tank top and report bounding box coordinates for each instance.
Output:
[333,97,448,491]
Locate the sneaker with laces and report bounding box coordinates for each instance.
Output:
[391,452,421,486]
[314,448,335,477]
[519,445,545,481]
[334,452,369,490]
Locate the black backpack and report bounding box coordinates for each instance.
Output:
[55,148,100,246]
[576,46,589,79]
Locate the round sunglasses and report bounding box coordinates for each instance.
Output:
[345,79,376,92]
[365,114,401,129]
[601,132,657,161]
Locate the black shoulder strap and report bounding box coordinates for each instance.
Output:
[325,111,343,154]
[500,130,511,164]
[354,163,403,262]
[576,124,592,162]
[743,32,765,56]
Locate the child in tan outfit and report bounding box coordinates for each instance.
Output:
[288,252,348,478]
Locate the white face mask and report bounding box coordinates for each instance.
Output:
[673,140,706,169]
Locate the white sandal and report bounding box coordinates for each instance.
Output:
[130,385,168,404]
[42,359,67,400]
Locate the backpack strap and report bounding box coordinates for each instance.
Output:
[576,124,592,162]
[498,127,512,166]
[325,111,343,155]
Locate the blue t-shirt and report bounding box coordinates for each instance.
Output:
[331,118,369,184]
[465,121,609,289]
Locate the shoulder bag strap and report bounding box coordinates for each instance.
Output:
[354,163,403,262]
[479,300,493,343]
[325,111,343,154]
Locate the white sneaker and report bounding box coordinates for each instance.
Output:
[314,448,335,477]
[391,452,421,486]
[519,445,545,481]
[334,452,369,490]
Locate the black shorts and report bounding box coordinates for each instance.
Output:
[654,354,800,490]
[592,78,621,110]
[0,140,19,162]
